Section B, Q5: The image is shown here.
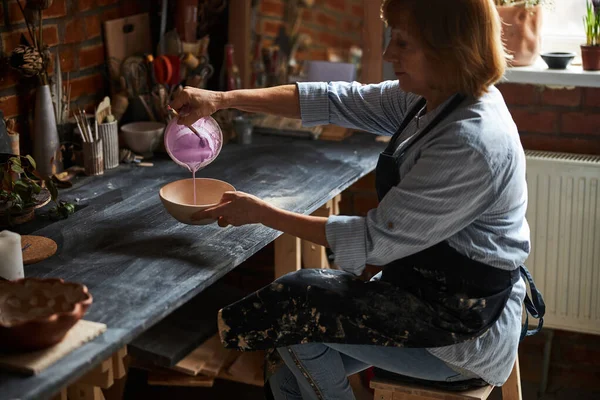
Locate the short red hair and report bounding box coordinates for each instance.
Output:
[381,0,507,98]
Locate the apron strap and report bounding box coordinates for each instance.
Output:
[383,97,427,155]
[519,265,546,340]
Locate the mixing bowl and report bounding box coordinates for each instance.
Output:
[159,178,235,225]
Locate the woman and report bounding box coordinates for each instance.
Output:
[171,0,544,399]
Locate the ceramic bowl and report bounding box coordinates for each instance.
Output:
[540,52,576,69]
[159,178,235,225]
[121,122,166,157]
[0,278,93,352]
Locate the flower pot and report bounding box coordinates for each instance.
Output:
[0,187,51,228]
[581,45,600,71]
[497,5,543,67]
[0,207,35,227]
[32,85,62,177]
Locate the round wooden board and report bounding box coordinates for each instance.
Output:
[21,235,58,265]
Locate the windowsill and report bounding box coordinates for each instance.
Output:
[503,58,600,88]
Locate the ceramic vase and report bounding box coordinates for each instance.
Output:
[497,5,543,67]
[33,84,62,177]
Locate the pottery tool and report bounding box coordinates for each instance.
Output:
[82,109,94,141]
[74,108,96,143]
[95,96,112,124]
[54,49,62,124]
[64,72,71,122]
[146,54,156,88]
[166,106,204,139]
[74,110,89,143]
[139,95,157,121]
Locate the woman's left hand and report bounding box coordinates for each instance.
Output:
[191,191,272,227]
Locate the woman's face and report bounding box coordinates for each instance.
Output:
[383,25,437,97]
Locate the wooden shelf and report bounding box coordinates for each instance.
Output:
[228,0,252,88]
[228,0,385,87]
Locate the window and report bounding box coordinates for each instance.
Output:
[541,0,588,55]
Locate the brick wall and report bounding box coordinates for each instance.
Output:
[257,0,364,62]
[343,83,600,215]
[497,83,600,155]
[0,0,148,150]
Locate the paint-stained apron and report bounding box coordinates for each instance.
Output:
[217,94,545,387]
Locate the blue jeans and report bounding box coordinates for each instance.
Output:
[268,343,475,400]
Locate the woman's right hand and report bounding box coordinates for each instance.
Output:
[169,87,226,126]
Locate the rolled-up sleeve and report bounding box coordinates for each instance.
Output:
[297,82,330,126]
[297,81,415,135]
[325,128,497,275]
[325,215,367,276]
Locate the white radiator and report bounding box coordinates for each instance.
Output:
[525,150,600,335]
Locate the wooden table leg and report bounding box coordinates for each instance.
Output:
[302,195,342,270]
[50,388,67,400]
[274,233,301,279]
[78,358,114,389]
[67,384,105,400]
[104,347,129,400]
[65,346,129,400]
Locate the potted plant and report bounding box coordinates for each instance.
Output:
[0,154,74,227]
[494,1,554,66]
[582,0,600,70]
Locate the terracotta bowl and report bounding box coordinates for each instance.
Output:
[0,278,93,352]
[159,178,235,225]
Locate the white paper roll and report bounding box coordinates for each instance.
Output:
[0,230,24,280]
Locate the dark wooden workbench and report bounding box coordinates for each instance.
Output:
[0,132,384,400]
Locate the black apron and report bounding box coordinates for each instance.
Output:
[218,94,545,381]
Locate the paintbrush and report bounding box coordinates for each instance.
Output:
[166,105,204,139]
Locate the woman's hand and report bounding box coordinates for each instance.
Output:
[191,191,273,227]
[170,87,226,126]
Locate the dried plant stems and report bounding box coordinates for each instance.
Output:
[16,0,37,49]
[15,0,49,85]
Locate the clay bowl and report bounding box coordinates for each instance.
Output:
[0,278,93,352]
[121,122,166,157]
[159,178,235,225]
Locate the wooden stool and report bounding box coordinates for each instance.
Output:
[370,357,522,400]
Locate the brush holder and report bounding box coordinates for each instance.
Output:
[82,140,104,176]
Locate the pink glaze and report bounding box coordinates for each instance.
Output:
[164,116,223,205]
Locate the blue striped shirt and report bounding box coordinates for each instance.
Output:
[297,81,529,385]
